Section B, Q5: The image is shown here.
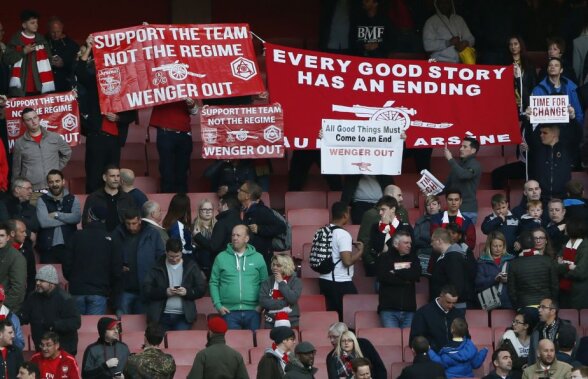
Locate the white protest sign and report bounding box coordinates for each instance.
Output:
[416,169,445,196]
[529,95,569,123]
[320,119,403,175]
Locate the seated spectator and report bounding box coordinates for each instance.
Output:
[555,322,582,368]
[81,317,129,378]
[428,318,488,379]
[523,339,572,378]
[191,198,216,278]
[481,194,519,252]
[557,217,588,309]
[0,286,25,350]
[571,366,588,379]
[430,189,476,250]
[143,238,206,331]
[413,195,441,273]
[537,37,578,84]
[327,323,387,379]
[397,336,446,379]
[162,193,193,256]
[351,357,373,379]
[475,231,515,309]
[258,254,302,328]
[16,361,40,379]
[497,310,536,377]
[30,332,79,379]
[257,326,296,379]
[546,198,567,252]
[120,168,148,209]
[123,324,176,379]
[564,180,588,220]
[0,319,24,378]
[483,347,513,379]
[517,200,546,235]
[284,341,317,379]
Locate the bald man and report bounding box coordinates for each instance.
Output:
[120,168,148,208]
[522,339,572,379]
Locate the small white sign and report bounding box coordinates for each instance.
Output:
[529,95,569,124]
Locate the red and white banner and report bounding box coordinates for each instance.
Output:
[266,44,521,149]
[4,91,80,152]
[200,104,284,159]
[92,24,265,113]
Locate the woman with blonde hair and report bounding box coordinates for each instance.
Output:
[475,231,514,308]
[192,198,216,278]
[258,254,302,328]
[328,331,364,379]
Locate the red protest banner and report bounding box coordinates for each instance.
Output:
[265,43,521,149]
[92,24,265,113]
[4,91,80,152]
[200,103,284,159]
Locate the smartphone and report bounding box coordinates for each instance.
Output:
[174,286,181,289]
[113,372,122,377]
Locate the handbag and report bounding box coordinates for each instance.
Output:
[477,262,507,311]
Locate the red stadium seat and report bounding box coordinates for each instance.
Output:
[342,294,378,329]
[300,277,320,295]
[298,295,327,312]
[357,328,402,347]
[287,208,330,226]
[581,309,588,327]
[166,330,208,349]
[468,327,493,349]
[246,364,257,378]
[559,309,580,327]
[402,190,417,209]
[390,362,410,378]
[147,193,174,213]
[249,346,265,365]
[490,309,516,328]
[299,311,339,332]
[477,190,508,209]
[494,326,509,348]
[291,225,322,260]
[192,313,208,330]
[121,331,147,352]
[354,311,381,330]
[174,365,193,378]
[300,258,321,279]
[327,191,342,210]
[195,297,217,316]
[375,344,403,366]
[285,191,327,212]
[225,329,255,349]
[477,157,507,173]
[163,349,198,366]
[343,224,360,240]
[130,176,158,193]
[408,208,422,225]
[299,330,334,348]
[465,309,489,328]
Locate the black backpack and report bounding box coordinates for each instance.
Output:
[309,225,341,274]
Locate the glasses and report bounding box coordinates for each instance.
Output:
[39,343,55,349]
[238,188,249,194]
[200,208,213,212]
[341,339,354,343]
[534,236,547,241]
[17,185,33,191]
[538,305,554,310]
[512,320,526,325]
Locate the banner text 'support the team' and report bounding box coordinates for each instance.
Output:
[92,24,265,113]
[265,43,521,149]
[4,91,80,152]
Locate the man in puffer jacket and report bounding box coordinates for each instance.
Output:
[81,317,130,379]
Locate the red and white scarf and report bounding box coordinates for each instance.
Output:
[560,239,583,291]
[379,217,400,243]
[441,210,464,227]
[9,32,55,93]
[519,249,541,257]
[268,277,292,324]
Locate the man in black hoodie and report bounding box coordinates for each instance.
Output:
[81,317,129,379]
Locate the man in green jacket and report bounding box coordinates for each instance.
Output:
[0,223,26,312]
[187,316,249,379]
[209,224,268,330]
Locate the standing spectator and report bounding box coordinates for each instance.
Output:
[30,332,79,379]
[0,285,26,350]
[522,339,572,378]
[413,195,441,273]
[191,198,216,278]
[341,174,392,225]
[430,190,476,250]
[410,285,461,352]
[149,100,198,193]
[123,324,176,379]
[162,193,193,256]
[557,218,588,309]
[19,265,80,355]
[369,196,413,259]
[546,198,567,254]
[7,219,36,297]
[319,202,363,321]
[63,206,121,315]
[0,222,26,312]
[397,336,446,379]
[511,180,545,219]
[206,160,256,198]
[187,316,249,379]
[352,0,394,57]
[120,169,148,209]
[141,201,168,244]
[3,178,38,236]
[422,0,475,63]
[206,195,242,264]
[81,317,129,379]
[531,228,556,258]
[0,22,9,94]
[45,17,78,92]
[259,254,302,328]
[239,180,286,269]
[12,108,71,192]
[376,230,421,328]
[143,238,206,331]
[36,170,80,264]
[443,138,482,223]
[483,347,513,379]
[3,10,55,96]
[16,362,40,379]
[475,231,515,309]
[82,165,137,232]
[209,224,268,330]
[497,311,536,378]
[284,341,317,379]
[257,326,296,379]
[481,194,519,252]
[0,319,24,379]
[111,208,165,316]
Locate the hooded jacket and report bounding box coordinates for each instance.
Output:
[430,243,474,304]
[81,318,130,379]
[429,338,488,378]
[376,246,421,312]
[209,243,268,312]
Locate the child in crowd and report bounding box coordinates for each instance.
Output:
[481,194,519,252]
[517,200,545,234]
[428,318,488,379]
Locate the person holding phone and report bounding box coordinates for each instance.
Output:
[81,317,129,379]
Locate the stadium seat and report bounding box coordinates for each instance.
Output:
[76,332,99,362]
[314,362,329,379]
[401,328,411,347]
[299,311,339,332]
[375,344,403,366]
[291,225,322,260]
[67,177,86,194]
[192,313,208,330]
[559,309,580,327]
[352,273,376,294]
[402,190,417,209]
[465,309,489,328]
[344,224,360,239]
[476,144,504,158]
[468,327,493,349]
[246,364,257,378]
[327,191,342,210]
[120,314,147,332]
[225,329,255,349]
[298,295,327,312]
[80,315,116,333]
[249,346,265,365]
[147,193,174,213]
[166,330,208,349]
[415,293,428,308]
[490,309,516,328]
[300,258,321,279]
[494,326,509,348]
[299,330,332,347]
[357,328,402,347]
[476,190,507,209]
[287,208,330,226]
[477,157,507,173]
[285,191,327,212]
[195,297,217,316]
[121,331,147,352]
[580,309,588,327]
[300,277,320,295]
[174,365,193,378]
[342,294,378,329]
[164,348,198,366]
[408,208,422,225]
[415,277,429,295]
[354,311,381,330]
[132,176,159,193]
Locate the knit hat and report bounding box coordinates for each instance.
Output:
[295,341,316,354]
[274,313,291,328]
[557,322,577,350]
[0,285,5,301]
[270,326,295,345]
[35,265,59,285]
[208,316,228,334]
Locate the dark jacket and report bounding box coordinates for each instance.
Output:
[482,372,512,379]
[326,338,387,379]
[243,200,285,257]
[376,247,421,312]
[14,240,36,297]
[187,334,249,379]
[257,349,287,379]
[3,194,39,233]
[413,213,435,250]
[18,286,81,355]
[284,357,317,379]
[0,344,24,379]
[430,244,473,304]
[63,221,122,297]
[46,35,79,92]
[143,255,207,324]
[528,318,574,365]
[397,353,446,379]
[259,275,303,327]
[82,317,130,379]
[0,244,27,312]
[475,253,515,309]
[557,239,588,309]
[507,253,558,310]
[370,220,414,255]
[481,212,519,252]
[82,189,137,232]
[205,160,256,195]
[429,338,488,378]
[430,213,476,251]
[203,208,242,261]
[410,300,462,352]
[530,141,573,200]
[445,156,481,213]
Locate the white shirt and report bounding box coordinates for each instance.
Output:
[320,225,353,282]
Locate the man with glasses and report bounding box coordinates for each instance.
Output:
[30,332,79,379]
[4,178,38,237]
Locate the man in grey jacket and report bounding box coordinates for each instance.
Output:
[12,108,71,191]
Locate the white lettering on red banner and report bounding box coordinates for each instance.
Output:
[200,104,284,159]
[529,95,569,124]
[92,24,265,113]
[265,44,521,149]
[4,91,80,152]
[321,119,404,175]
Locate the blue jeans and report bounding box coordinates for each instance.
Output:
[117,292,145,316]
[159,313,192,332]
[462,212,478,225]
[157,128,193,193]
[223,310,260,331]
[74,295,107,315]
[379,310,414,328]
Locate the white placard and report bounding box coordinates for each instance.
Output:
[320,119,404,175]
[529,95,569,123]
[416,169,445,196]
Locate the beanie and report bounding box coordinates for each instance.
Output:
[35,265,59,285]
[270,326,295,345]
[208,316,228,334]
